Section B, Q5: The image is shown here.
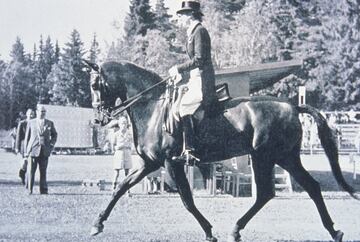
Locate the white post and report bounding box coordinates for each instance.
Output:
[160,169,165,193]
[299,86,306,105]
[349,153,357,180]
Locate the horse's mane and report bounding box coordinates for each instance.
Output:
[100,60,166,100]
[101,60,163,85]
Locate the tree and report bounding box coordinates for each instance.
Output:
[207,0,279,69]
[0,58,8,128]
[1,38,37,128]
[10,37,25,63]
[111,0,169,69]
[50,29,91,107]
[106,41,119,61]
[124,0,156,40]
[88,33,101,63]
[136,30,179,75]
[153,0,175,40]
[203,0,246,19]
[34,36,56,103]
[54,40,60,64]
[333,0,360,110]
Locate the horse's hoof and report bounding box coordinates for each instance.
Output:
[227,234,241,242]
[333,230,344,242]
[205,236,218,242]
[90,223,104,236]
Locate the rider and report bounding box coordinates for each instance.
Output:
[169,1,217,162]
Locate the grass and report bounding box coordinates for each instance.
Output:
[0,151,360,241]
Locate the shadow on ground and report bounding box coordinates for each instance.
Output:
[291,170,360,192]
[0,179,82,186]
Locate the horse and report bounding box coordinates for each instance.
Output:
[86,60,358,242]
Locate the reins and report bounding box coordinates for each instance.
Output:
[110,76,172,118]
[84,58,173,120]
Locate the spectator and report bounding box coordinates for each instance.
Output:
[24,105,57,195]
[9,127,17,151]
[15,109,35,185]
[109,115,133,192]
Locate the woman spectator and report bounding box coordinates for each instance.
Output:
[110,115,133,192]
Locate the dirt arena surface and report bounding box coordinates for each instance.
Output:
[0,151,359,242]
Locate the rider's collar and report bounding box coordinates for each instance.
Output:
[187,20,201,37]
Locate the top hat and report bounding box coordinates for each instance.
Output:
[176,1,203,15]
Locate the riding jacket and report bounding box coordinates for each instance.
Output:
[176,21,216,117]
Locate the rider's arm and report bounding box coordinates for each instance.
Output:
[177,27,209,73]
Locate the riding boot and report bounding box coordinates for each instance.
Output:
[172,115,200,164]
[182,115,196,152]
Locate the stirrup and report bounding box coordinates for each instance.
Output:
[172,150,200,166]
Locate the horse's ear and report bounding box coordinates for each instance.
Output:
[82,59,100,73]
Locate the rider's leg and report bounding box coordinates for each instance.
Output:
[182,115,196,152]
[173,115,199,163]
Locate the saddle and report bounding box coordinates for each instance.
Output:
[163,83,231,135]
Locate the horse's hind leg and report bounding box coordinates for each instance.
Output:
[168,162,217,242]
[278,152,343,241]
[229,152,275,242]
[90,164,159,236]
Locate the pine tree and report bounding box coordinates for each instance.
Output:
[116,0,158,66]
[10,37,25,63]
[33,35,56,104]
[50,29,91,107]
[106,41,119,61]
[89,33,101,63]
[0,59,8,128]
[54,40,60,64]
[124,0,156,40]
[32,44,37,62]
[153,0,175,40]
[2,38,37,128]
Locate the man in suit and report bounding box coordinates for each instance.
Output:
[15,109,35,185]
[24,105,57,194]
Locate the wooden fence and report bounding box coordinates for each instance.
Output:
[302,123,360,154]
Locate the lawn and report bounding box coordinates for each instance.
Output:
[0,151,359,242]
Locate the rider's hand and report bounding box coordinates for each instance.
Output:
[168,65,179,77]
[169,66,182,84]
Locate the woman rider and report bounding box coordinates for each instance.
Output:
[169,0,217,163]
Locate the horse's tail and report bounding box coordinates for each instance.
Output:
[296,104,359,200]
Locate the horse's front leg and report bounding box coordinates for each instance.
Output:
[169,162,217,242]
[90,164,159,236]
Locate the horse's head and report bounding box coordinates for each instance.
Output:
[84,60,163,126]
[84,60,121,125]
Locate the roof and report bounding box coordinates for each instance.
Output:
[215,59,303,93]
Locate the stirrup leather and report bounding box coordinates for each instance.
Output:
[172,149,200,166]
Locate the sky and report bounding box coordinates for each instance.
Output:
[0,0,178,60]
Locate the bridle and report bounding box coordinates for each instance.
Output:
[90,66,171,123]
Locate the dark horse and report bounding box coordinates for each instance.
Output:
[87,60,358,242]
